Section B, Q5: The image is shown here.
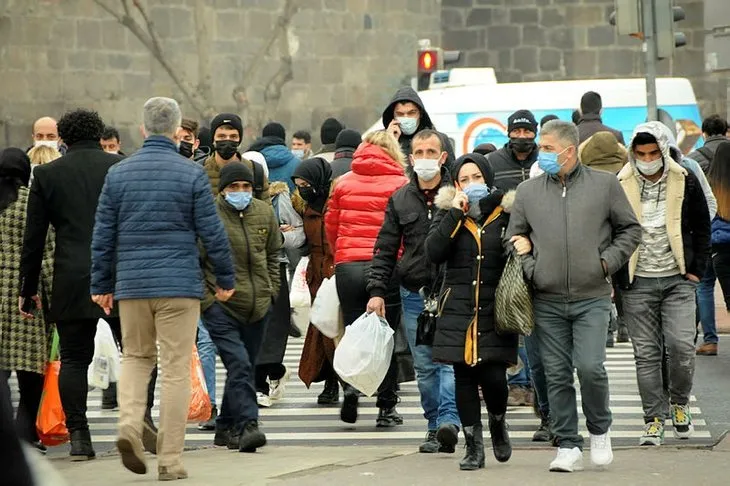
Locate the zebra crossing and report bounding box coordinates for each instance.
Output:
[10,339,713,450]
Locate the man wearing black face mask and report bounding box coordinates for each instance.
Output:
[202,113,271,203]
[487,109,539,192]
[178,118,203,160]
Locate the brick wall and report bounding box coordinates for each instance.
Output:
[441,0,728,118]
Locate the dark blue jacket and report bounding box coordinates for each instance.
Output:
[261,144,299,193]
[91,136,235,299]
[712,217,730,246]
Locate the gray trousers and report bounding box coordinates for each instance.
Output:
[534,296,613,450]
[622,275,696,422]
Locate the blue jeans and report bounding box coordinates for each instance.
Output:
[697,264,719,344]
[202,303,265,432]
[400,288,460,431]
[507,345,531,387]
[524,334,549,416]
[197,319,217,406]
[534,297,613,450]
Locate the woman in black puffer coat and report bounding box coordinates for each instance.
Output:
[425,153,519,471]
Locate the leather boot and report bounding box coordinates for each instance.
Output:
[317,378,340,405]
[488,412,512,463]
[459,423,485,471]
[69,429,96,461]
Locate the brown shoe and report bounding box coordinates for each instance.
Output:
[507,385,527,406]
[159,464,188,481]
[696,343,718,356]
[116,425,147,475]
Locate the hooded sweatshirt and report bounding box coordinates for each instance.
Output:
[382,87,455,168]
[248,136,300,193]
[578,131,627,175]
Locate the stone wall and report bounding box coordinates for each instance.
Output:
[0,0,440,149]
[441,0,727,118]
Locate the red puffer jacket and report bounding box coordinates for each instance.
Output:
[325,143,408,264]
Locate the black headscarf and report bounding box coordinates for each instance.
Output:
[452,152,503,220]
[0,148,31,213]
[292,157,332,214]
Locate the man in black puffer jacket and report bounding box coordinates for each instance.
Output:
[367,129,461,453]
[487,109,539,192]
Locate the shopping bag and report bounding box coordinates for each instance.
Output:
[495,253,534,336]
[188,345,212,423]
[310,276,342,339]
[289,256,310,308]
[36,331,69,446]
[333,313,394,397]
[87,319,121,389]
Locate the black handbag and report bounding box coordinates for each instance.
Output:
[416,265,447,346]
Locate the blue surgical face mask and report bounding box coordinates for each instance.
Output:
[537,147,569,175]
[225,190,253,210]
[397,117,418,136]
[462,183,490,206]
[291,149,305,159]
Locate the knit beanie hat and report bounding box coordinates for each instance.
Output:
[219,162,254,192]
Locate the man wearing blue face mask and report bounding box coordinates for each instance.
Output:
[507,120,641,474]
[200,161,282,453]
[382,87,456,168]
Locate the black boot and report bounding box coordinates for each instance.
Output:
[376,407,403,428]
[340,391,359,424]
[459,423,485,471]
[317,378,340,405]
[69,429,96,461]
[488,413,512,462]
[238,421,267,453]
[101,382,118,410]
[617,322,630,343]
[532,412,554,442]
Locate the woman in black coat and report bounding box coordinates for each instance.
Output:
[425,153,519,471]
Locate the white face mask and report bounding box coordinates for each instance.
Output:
[636,157,663,176]
[397,117,419,136]
[412,158,441,182]
[34,140,58,149]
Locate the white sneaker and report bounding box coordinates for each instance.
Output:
[256,392,272,408]
[549,447,584,473]
[590,430,614,466]
[269,367,290,401]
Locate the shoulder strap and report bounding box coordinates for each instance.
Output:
[252,162,264,200]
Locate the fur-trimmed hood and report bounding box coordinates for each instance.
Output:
[269,181,290,198]
[434,185,515,213]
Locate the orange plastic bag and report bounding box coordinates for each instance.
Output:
[187,345,212,423]
[36,332,69,446]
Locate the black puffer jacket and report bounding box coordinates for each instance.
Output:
[367,168,452,298]
[425,186,518,366]
[486,144,538,192]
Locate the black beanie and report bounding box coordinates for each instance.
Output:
[507,110,538,134]
[335,129,362,150]
[219,162,254,192]
[262,122,285,140]
[320,118,344,145]
[210,113,243,141]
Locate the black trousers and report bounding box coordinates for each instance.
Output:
[0,373,33,486]
[714,245,730,311]
[335,261,399,409]
[56,317,157,432]
[0,370,44,443]
[453,361,508,427]
[255,364,287,395]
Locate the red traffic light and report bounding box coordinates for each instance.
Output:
[418,50,438,73]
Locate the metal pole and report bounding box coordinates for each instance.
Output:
[643,0,659,121]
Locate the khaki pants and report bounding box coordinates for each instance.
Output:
[118,298,199,468]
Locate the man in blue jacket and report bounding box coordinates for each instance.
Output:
[248,122,300,193]
[90,97,235,481]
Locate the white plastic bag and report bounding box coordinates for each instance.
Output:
[87,319,121,389]
[333,313,394,397]
[310,276,341,338]
[289,256,310,308]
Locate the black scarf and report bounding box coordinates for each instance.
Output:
[0,148,30,213]
[292,157,332,214]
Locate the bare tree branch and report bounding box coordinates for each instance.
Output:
[132,0,163,57]
[194,0,214,116]
[94,0,121,20]
[120,0,131,18]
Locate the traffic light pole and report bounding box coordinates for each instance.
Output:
[642,0,659,121]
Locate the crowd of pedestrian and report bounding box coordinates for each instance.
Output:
[0,86,728,482]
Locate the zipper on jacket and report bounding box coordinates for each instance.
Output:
[562,184,570,301]
[240,212,257,321]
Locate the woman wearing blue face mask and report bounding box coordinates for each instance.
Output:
[199,162,282,452]
[425,153,519,471]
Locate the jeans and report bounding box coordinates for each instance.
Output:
[696,263,719,345]
[534,296,613,450]
[622,275,697,422]
[400,288,459,431]
[507,345,531,387]
[203,302,265,433]
[453,362,507,427]
[197,319,217,406]
[524,334,549,416]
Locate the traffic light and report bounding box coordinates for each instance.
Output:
[609,0,641,37]
[655,0,686,59]
[417,48,442,91]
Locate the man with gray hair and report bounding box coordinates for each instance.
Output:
[91,97,235,481]
[507,120,641,473]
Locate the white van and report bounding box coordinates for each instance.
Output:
[368,69,703,156]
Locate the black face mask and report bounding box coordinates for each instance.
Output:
[298,186,318,203]
[509,137,536,154]
[179,141,194,159]
[214,140,239,160]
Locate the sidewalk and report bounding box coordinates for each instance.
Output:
[52,435,730,486]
